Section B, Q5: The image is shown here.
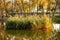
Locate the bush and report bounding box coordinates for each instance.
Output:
[17,21,23,29]
[6,21,16,29]
[6,21,32,30]
[6,14,53,31]
[24,21,32,30]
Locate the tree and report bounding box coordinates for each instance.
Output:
[55,0,60,9]
[2,0,56,13]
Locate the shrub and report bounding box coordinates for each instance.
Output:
[17,21,23,29]
[24,21,32,30]
[6,21,16,29]
[6,14,53,31]
[41,14,53,31]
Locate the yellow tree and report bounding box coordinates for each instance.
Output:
[15,0,38,13]
[40,0,54,40]
[5,1,13,11]
[1,0,55,13]
[0,0,4,10]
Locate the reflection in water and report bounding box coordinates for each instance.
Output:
[6,30,54,40]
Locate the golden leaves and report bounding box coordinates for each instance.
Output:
[0,0,54,12]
